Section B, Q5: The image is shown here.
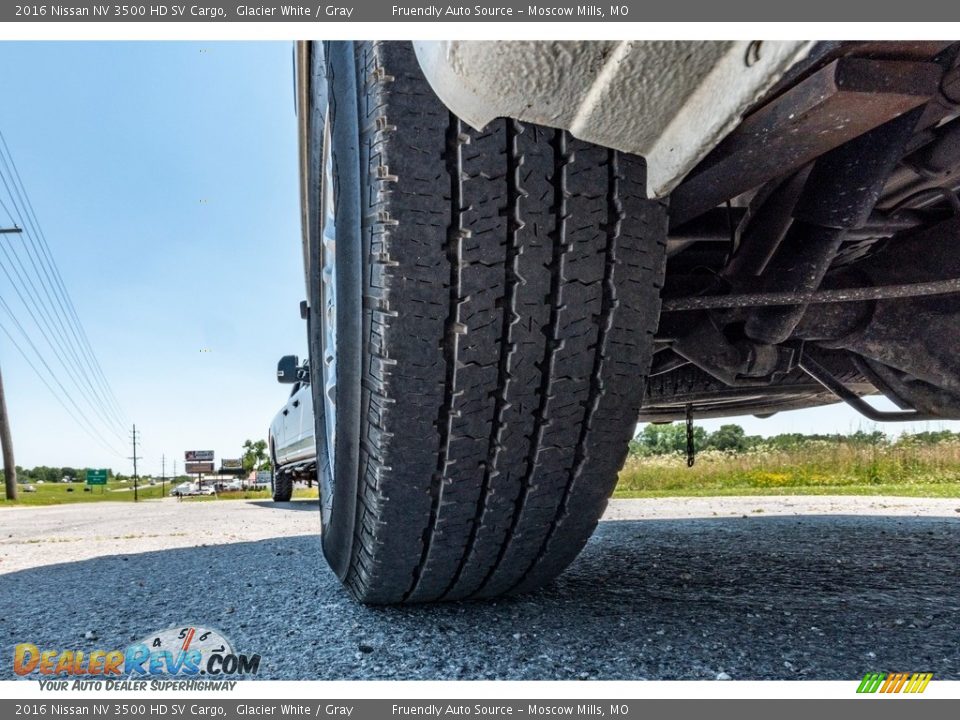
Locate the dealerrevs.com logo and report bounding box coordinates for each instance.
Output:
[14,626,260,689]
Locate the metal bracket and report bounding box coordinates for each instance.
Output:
[797,349,937,421]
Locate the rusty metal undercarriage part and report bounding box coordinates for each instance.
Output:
[643,40,960,424]
[796,351,939,422]
[668,57,943,228]
[661,278,960,312]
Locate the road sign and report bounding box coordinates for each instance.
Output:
[185,461,215,474]
[86,469,108,485]
[185,450,214,462]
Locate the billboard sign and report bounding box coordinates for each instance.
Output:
[185,450,214,462]
[185,461,215,474]
[221,458,243,469]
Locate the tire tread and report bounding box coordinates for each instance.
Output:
[335,41,666,603]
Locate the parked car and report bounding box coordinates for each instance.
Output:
[21,484,36,493]
[285,40,960,604]
[170,483,196,497]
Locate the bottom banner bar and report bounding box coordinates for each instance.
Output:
[1,700,957,720]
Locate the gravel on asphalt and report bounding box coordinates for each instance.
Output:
[1,496,957,680]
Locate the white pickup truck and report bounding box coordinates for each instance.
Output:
[267,355,315,502]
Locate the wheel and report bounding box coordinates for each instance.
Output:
[307,41,667,603]
[271,470,292,502]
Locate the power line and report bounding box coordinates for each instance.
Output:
[0,131,129,428]
[0,152,127,436]
[0,217,125,440]
[0,186,125,434]
[0,301,125,455]
[0,131,132,455]
[0,314,125,457]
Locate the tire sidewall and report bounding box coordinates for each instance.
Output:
[310,41,363,580]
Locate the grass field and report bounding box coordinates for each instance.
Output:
[0,481,322,506]
[180,487,319,502]
[615,439,960,498]
[6,439,960,505]
[0,481,169,506]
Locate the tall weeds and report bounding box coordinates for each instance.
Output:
[617,436,960,494]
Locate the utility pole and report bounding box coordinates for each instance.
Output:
[161,454,166,498]
[0,226,22,501]
[129,424,141,502]
[0,360,17,501]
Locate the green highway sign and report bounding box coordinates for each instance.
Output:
[86,469,108,485]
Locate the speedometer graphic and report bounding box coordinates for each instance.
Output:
[127,626,238,677]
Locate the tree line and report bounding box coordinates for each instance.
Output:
[0,437,274,485]
[0,466,117,484]
[629,424,960,457]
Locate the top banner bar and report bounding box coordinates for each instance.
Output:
[5,1,960,22]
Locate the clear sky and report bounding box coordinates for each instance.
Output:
[0,42,305,475]
[0,41,958,477]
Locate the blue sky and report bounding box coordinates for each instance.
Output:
[0,42,304,474]
[0,41,958,476]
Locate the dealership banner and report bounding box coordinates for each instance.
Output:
[4,699,960,718]
[2,699,959,719]
[2,0,958,22]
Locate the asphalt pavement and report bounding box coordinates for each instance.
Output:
[1,496,958,680]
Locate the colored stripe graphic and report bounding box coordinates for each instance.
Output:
[857,672,886,693]
[880,673,897,693]
[911,673,933,693]
[857,672,932,694]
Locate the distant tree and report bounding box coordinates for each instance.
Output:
[242,439,271,472]
[706,424,747,452]
[847,430,888,446]
[900,430,956,445]
[634,423,707,455]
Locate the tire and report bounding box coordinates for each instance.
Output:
[310,41,667,603]
[272,470,292,502]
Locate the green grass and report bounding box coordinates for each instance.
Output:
[180,487,319,502]
[1,482,320,506]
[616,440,960,499]
[9,441,960,506]
[0,481,170,506]
[614,483,960,499]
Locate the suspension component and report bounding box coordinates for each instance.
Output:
[745,107,926,344]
